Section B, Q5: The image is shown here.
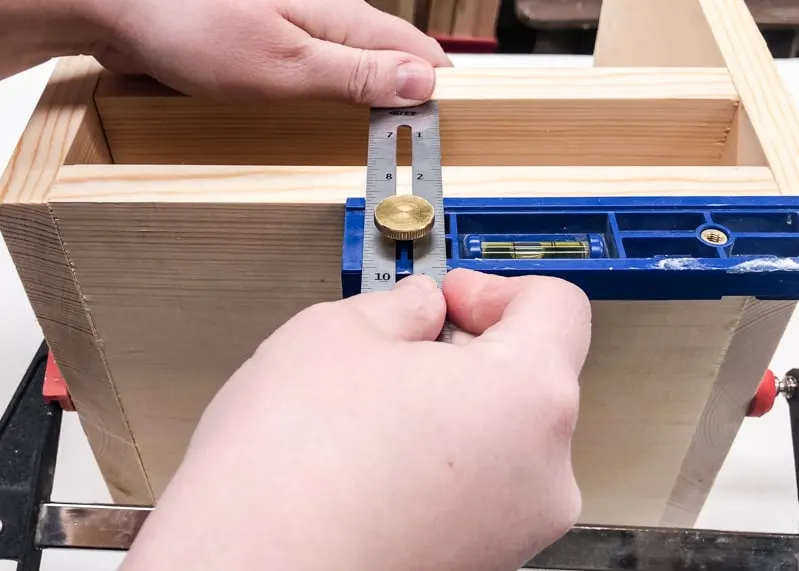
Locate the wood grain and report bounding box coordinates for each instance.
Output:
[0,56,111,203]
[49,201,346,497]
[50,165,778,203]
[93,68,739,167]
[0,205,153,505]
[661,298,796,526]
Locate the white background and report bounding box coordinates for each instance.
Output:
[2,54,799,569]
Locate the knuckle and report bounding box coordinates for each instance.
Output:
[280,40,314,64]
[347,50,381,104]
[545,375,580,443]
[404,289,436,320]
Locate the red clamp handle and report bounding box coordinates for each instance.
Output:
[747,369,778,417]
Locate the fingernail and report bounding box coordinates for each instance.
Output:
[396,61,435,101]
[395,275,439,294]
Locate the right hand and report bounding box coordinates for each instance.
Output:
[121,269,592,571]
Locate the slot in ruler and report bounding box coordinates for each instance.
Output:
[362,102,452,342]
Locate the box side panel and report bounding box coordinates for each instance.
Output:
[46,199,748,525]
[93,68,738,167]
[0,55,152,504]
[46,165,775,524]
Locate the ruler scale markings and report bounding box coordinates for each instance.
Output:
[363,102,452,342]
[410,102,447,287]
[362,110,400,293]
[407,102,453,343]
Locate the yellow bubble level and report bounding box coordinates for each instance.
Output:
[480,240,590,260]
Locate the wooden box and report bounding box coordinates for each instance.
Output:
[2,0,799,528]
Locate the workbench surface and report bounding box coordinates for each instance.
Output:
[1,53,798,570]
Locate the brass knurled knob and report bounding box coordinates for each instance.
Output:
[374,195,435,241]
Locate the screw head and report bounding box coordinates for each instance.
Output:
[374,195,435,241]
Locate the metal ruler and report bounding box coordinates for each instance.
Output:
[361,102,452,342]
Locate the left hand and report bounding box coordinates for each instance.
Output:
[88,0,452,105]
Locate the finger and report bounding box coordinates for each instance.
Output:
[283,0,452,68]
[293,39,437,106]
[443,269,592,372]
[443,269,528,335]
[342,275,446,341]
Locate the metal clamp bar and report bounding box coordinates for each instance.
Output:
[36,503,150,551]
[29,502,799,570]
[527,525,799,570]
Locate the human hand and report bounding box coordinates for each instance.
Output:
[89,0,452,105]
[120,269,592,571]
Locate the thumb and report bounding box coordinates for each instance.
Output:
[342,275,446,341]
[301,40,437,107]
[444,269,592,375]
